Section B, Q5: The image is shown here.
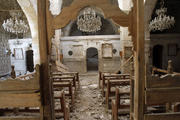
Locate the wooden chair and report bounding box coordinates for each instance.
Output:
[0,65,43,120]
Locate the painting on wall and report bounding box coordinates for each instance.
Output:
[72,45,83,57]
[124,46,133,59]
[102,43,113,58]
[14,48,24,60]
[168,44,177,56]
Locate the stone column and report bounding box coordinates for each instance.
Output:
[144,0,158,71]
[17,0,40,65]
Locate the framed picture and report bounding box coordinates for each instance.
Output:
[124,46,133,59]
[14,48,24,60]
[102,43,113,58]
[168,44,177,56]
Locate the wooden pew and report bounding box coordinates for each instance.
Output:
[99,71,122,89]
[55,61,80,86]
[112,87,131,120]
[0,65,43,120]
[105,79,130,109]
[144,73,180,120]
[52,75,75,106]
[54,91,70,120]
[52,74,77,90]
[99,71,109,88]
[111,62,134,120]
[102,74,130,96]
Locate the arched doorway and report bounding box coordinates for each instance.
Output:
[153,45,163,68]
[86,48,98,71]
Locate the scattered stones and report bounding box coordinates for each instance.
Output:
[68,72,129,120]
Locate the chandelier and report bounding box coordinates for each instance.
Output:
[149,0,175,32]
[77,7,102,33]
[2,12,29,34]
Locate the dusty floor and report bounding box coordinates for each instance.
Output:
[69,71,129,120]
[70,71,111,120]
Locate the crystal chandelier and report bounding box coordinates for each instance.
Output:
[77,7,102,33]
[149,0,175,32]
[2,12,29,34]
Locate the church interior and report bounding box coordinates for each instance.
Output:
[0,0,180,120]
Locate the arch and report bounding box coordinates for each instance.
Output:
[17,0,40,65]
[153,45,163,68]
[52,0,130,30]
[46,0,132,53]
[86,47,99,71]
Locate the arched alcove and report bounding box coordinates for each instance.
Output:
[86,47,98,71]
[61,6,119,36]
[67,19,118,36]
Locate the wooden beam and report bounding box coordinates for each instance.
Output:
[133,0,145,120]
[145,88,180,105]
[0,10,21,12]
[0,116,40,120]
[46,0,54,55]
[0,93,41,108]
[53,0,129,29]
[37,0,54,119]
[144,113,180,120]
[146,75,180,88]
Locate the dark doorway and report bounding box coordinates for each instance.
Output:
[153,45,163,68]
[86,48,98,71]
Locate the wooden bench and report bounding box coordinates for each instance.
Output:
[0,65,43,120]
[144,73,180,120]
[112,87,131,120]
[52,74,77,90]
[102,74,130,96]
[52,75,75,106]
[106,79,130,109]
[51,61,80,88]
[99,71,109,88]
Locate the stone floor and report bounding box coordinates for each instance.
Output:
[68,71,129,120]
[70,71,111,120]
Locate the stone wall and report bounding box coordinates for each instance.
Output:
[0,34,11,76]
[61,35,121,73]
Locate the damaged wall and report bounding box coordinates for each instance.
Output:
[61,35,121,73]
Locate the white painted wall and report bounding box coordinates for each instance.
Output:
[9,39,32,76]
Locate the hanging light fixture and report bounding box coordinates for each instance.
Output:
[149,0,175,32]
[2,11,29,34]
[77,7,102,33]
